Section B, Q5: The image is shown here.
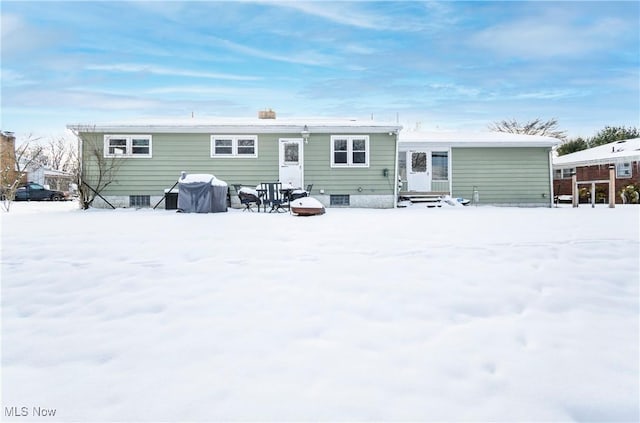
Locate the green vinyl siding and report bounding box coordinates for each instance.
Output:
[81,132,286,196]
[303,133,397,195]
[431,180,449,192]
[451,147,551,205]
[80,131,397,197]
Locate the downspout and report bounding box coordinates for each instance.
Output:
[68,126,84,207]
[449,148,453,196]
[548,148,554,208]
[393,130,399,208]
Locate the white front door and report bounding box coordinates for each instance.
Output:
[407,150,429,191]
[279,138,303,187]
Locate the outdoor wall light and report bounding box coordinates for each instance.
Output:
[301,125,310,143]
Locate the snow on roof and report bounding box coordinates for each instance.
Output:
[19,159,74,176]
[553,138,640,168]
[67,116,402,134]
[399,130,559,147]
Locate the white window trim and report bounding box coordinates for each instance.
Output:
[431,150,449,181]
[616,162,632,178]
[554,168,574,179]
[330,135,370,168]
[210,135,258,158]
[104,135,152,158]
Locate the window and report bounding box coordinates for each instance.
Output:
[411,152,427,172]
[104,135,152,158]
[331,136,369,167]
[330,194,350,206]
[129,195,150,208]
[283,142,299,164]
[131,138,150,155]
[616,163,632,178]
[554,168,575,179]
[431,152,448,180]
[211,135,257,157]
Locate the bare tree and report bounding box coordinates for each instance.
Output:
[1,132,44,212]
[70,127,123,209]
[488,118,567,141]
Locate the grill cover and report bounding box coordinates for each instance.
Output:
[177,173,228,213]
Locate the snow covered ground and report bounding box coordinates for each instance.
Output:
[2,201,639,422]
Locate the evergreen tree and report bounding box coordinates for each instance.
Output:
[589,126,639,147]
[556,137,589,156]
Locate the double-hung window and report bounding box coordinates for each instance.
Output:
[616,162,632,178]
[553,168,575,179]
[104,135,152,158]
[331,135,369,167]
[211,135,258,157]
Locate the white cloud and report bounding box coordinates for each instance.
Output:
[266,1,388,30]
[1,13,58,56]
[512,90,585,100]
[471,16,629,59]
[85,64,261,81]
[0,68,35,86]
[211,37,335,66]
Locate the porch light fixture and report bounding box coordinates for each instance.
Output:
[301,125,310,143]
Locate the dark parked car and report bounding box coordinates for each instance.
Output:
[14,182,68,201]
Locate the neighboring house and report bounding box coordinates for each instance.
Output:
[553,138,640,204]
[398,131,559,207]
[21,160,75,191]
[67,114,402,209]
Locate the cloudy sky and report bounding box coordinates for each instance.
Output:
[1,1,638,141]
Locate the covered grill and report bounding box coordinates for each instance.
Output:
[177,172,228,213]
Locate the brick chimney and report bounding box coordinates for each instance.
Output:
[258,109,276,119]
[0,131,19,186]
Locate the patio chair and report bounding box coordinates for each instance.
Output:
[290,184,310,201]
[260,182,288,213]
[234,184,260,212]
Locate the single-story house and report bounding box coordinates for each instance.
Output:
[398,131,559,207]
[67,113,402,209]
[553,138,640,204]
[20,160,75,192]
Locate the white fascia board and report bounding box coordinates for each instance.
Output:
[399,130,559,148]
[448,141,557,147]
[67,123,402,134]
[553,154,640,169]
[399,140,556,148]
[399,142,452,151]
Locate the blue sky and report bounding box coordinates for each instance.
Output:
[1,0,639,140]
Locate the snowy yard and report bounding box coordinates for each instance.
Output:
[1,201,638,422]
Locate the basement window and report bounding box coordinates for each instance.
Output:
[330,194,350,206]
[129,195,150,208]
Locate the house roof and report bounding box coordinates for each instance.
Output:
[399,130,560,147]
[553,138,640,168]
[67,117,402,134]
[19,159,74,177]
